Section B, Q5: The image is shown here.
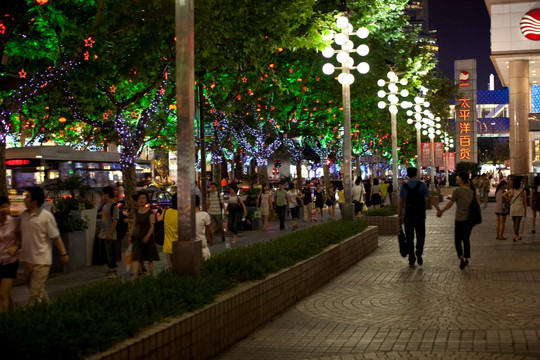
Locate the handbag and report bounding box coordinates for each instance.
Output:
[469,196,482,226]
[397,225,407,258]
[154,209,167,246]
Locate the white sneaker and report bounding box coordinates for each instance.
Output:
[107,270,118,279]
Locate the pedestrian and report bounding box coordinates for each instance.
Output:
[207,182,225,242]
[336,182,345,218]
[257,183,272,230]
[302,182,313,222]
[98,186,120,279]
[325,182,336,220]
[273,182,288,229]
[437,172,476,270]
[494,180,509,240]
[481,174,490,208]
[364,179,372,208]
[195,195,212,259]
[398,167,440,267]
[381,180,389,205]
[128,192,159,280]
[0,196,19,313]
[159,193,177,270]
[313,183,325,221]
[19,186,69,304]
[287,182,301,230]
[530,175,540,234]
[371,178,382,208]
[505,177,527,242]
[352,177,365,216]
[225,184,247,243]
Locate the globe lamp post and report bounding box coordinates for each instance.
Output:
[377,72,412,193]
[406,94,430,165]
[442,131,454,186]
[321,15,370,220]
[421,112,441,190]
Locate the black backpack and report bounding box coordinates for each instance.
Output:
[110,202,128,240]
[403,182,425,220]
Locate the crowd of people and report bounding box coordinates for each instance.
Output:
[1,169,538,312]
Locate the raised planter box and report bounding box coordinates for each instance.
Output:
[89,226,379,360]
[357,215,399,235]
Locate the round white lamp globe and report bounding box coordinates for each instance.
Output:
[356,44,369,56]
[322,63,335,75]
[357,62,370,74]
[336,16,349,29]
[322,47,334,58]
[357,27,369,39]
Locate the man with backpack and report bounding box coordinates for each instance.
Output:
[99,186,121,279]
[397,167,441,267]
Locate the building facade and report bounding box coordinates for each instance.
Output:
[485,0,540,174]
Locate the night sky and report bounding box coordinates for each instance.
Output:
[429,0,502,90]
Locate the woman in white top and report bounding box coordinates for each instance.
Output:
[505,177,527,242]
[195,195,212,259]
[257,184,272,231]
[287,182,302,230]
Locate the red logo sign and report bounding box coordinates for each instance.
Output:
[459,71,469,82]
[521,9,540,41]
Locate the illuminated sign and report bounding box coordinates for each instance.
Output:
[458,71,470,87]
[457,98,472,161]
[5,159,30,166]
[520,9,540,41]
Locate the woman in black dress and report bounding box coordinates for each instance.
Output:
[314,183,325,221]
[129,192,159,279]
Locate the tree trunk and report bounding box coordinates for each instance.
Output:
[0,142,6,196]
[296,162,302,186]
[122,165,137,214]
[323,164,330,189]
[258,164,269,185]
[212,162,222,190]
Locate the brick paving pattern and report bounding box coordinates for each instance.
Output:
[215,200,540,360]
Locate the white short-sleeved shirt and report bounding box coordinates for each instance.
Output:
[19,207,61,265]
[195,211,211,259]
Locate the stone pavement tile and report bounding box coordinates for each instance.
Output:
[215,201,540,359]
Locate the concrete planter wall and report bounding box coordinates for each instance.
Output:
[89,226,379,360]
[51,230,87,273]
[357,215,399,235]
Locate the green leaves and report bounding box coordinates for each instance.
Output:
[0,220,367,359]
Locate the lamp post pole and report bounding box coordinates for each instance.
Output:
[442,131,454,187]
[321,16,370,220]
[173,0,201,275]
[377,72,412,196]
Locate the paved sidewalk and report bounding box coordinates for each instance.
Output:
[10,206,338,305]
[215,200,540,360]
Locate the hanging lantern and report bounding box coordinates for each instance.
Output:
[58,117,67,123]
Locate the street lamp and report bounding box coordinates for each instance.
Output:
[406,93,430,164]
[442,131,454,186]
[377,71,412,194]
[421,112,441,190]
[321,15,370,220]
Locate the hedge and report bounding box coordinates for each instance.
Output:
[0,219,367,359]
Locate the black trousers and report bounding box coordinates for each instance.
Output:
[404,217,426,262]
[454,220,473,259]
[276,205,287,229]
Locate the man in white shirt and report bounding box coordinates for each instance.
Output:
[352,177,365,216]
[19,187,69,304]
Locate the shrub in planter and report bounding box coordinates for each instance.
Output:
[0,220,367,359]
[363,207,396,216]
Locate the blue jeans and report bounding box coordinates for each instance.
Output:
[102,238,119,270]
